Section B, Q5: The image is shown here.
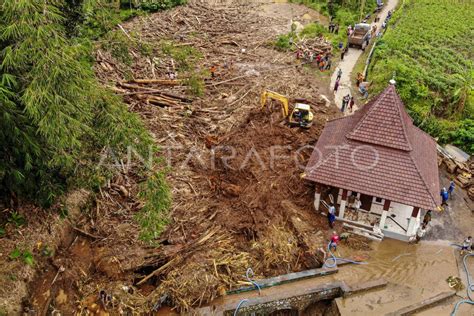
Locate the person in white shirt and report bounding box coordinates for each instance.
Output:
[415,223,427,243]
[354,197,361,211]
[327,204,336,228]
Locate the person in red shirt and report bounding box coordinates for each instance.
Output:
[330,231,340,251]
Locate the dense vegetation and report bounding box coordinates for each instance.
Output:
[279,0,378,51]
[290,0,378,24]
[368,0,473,153]
[0,0,177,237]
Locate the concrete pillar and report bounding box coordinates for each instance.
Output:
[339,189,348,219]
[407,207,420,236]
[379,199,391,229]
[314,184,321,211]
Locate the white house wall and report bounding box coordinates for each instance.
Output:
[332,188,422,239]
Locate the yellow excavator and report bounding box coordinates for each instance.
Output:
[260,90,314,128]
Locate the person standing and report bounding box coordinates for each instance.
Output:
[328,204,336,228]
[349,96,355,112]
[340,49,345,61]
[325,58,332,70]
[330,231,340,251]
[341,94,350,112]
[210,65,217,79]
[461,236,472,253]
[341,98,347,112]
[440,187,449,207]
[336,68,342,81]
[353,197,361,211]
[356,72,364,87]
[335,24,339,34]
[334,79,340,92]
[448,180,455,199]
[423,210,432,226]
[329,22,334,33]
[415,223,427,244]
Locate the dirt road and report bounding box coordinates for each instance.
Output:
[330,0,399,112]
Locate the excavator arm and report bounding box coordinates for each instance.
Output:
[261,90,289,118]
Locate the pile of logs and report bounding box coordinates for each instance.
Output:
[294,37,332,56]
[115,79,193,108]
[437,145,474,201]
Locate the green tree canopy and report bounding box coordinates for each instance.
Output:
[0,0,152,205]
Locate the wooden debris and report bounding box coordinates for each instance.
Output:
[129,78,182,85]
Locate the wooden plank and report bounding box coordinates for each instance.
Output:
[226,267,339,295]
[385,291,455,316]
[344,278,387,297]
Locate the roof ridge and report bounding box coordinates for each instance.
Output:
[391,87,413,151]
[407,152,439,209]
[346,85,412,151]
[326,115,352,123]
[348,89,386,134]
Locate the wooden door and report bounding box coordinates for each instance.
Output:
[359,194,372,212]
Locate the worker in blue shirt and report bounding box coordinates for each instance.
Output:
[440,187,449,206]
[448,180,455,199]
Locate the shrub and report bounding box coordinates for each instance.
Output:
[138,0,187,12]
[275,34,294,51]
[135,171,172,242]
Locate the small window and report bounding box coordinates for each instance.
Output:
[375,197,383,203]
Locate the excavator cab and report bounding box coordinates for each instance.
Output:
[289,103,313,128]
[260,90,313,129]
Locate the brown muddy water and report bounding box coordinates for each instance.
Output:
[335,239,460,315]
[199,239,462,315]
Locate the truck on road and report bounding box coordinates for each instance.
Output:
[348,23,371,49]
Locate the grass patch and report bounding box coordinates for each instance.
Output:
[160,41,203,71]
[9,248,34,266]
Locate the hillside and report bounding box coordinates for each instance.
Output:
[368,0,474,153]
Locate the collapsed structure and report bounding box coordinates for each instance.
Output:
[304,84,440,241]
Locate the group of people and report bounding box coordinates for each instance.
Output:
[414,210,432,243]
[296,50,333,72]
[333,68,355,112]
[415,180,458,244]
[328,22,340,34]
[341,93,355,112]
[381,10,393,29]
[346,24,355,37]
[440,180,456,207]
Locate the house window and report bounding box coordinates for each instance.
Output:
[375,197,383,203]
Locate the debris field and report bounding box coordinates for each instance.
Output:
[22,1,362,314]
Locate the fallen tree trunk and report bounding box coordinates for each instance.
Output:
[129,78,182,85]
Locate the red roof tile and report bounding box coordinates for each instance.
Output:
[305,85,440,210]
[347,85,412,151]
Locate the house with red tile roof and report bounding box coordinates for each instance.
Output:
[304,84,440,241]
